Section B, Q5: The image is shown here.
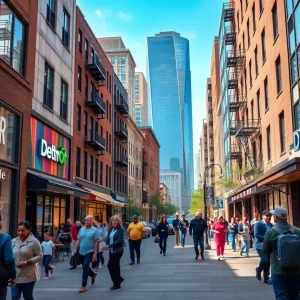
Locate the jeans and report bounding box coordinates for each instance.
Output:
[11,282,36,300]
[230,233,237,249]
[0,284,7,300]
[43,255,52,275]
[129,239,142,263]
[226,231,230,244]
[80,252,95,287]
[159,236,168,254]
[180,230,187,246]
[271,274,300,300]
[193,235,204,256]
[107,251,123,287]
[241,240,250,256]
[256,248,270,280]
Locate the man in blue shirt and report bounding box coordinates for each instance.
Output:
[254,210,273,284]
[75,216,99,293]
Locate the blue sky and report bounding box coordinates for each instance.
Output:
[77,0,223,156]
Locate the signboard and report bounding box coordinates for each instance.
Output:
[293,130,300,151]
[215,199,224,209]
[39,139,67,165]
[206,186,214,205]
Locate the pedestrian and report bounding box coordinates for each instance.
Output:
[254,210,273,284]
[69,221,82,270]
[158,216,169,256]
[127,215,145,265]
[263,206,300,299]
[239,217,251,257]
[236,218,242,249]
[179,214,189,247]
[75,215,99,293]
[229,217,238,251]
[98,220,107,268]
[103,215,125,290]
[224,219,229,245]
[0,213,16,300]
[41,232,55,280]
[69,219,77,255]
[11,221,43,300]
[211,215,227,260]
[172,213,180,246]
[189,211,208,260]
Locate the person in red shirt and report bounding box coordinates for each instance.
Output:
[70,221,82,270]
[211,216,228,260]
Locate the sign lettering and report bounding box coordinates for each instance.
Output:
[293,130,300,152]
[0,116,7,145]
[39,139,67,165]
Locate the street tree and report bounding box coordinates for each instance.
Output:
[189,189,204,215]
[126,197,143,219]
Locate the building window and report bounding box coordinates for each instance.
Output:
[251,100,254,119]
[77,104,81,132]
[264,77,269,110]
[261,29,266,62]
[247,19,250,48]
[266,126,271,161]
[60,79,68,121]
[46,0,56,29]
[240,0,243,19]
[117,66,126,73]
[110,57,115,64]
[279,112,285,153]
[105,165,108,187]
[78,65,82,92]
[95,158,98,183]
[44,62,54,109]
[118,57,126,64]
[84,111,88,138]
[275,56,282,94]
[254,47,258,76]
[78,29,82,54]
[242,32,245,51]
[85,38,89,62]
[249,60,252,87]
[252,141,257,167]
[90,155,93,182]
[85,74,88,99]
[272,2,278,40]
[109,167,112,189]
[100,161,103,185]
[83,152,87,180]
[259,0,264,14]
[76,147,81,177]
[257,89,261,119]
[62,8,70,48]
[237,11,240,31]
[244,69,247,94]
[295,4,300,46]
[252,3,256,33]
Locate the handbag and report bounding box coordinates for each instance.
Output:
[0,233,11,284]
[154,236,160,244]
[69,250,81,267]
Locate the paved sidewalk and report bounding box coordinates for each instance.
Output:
[7,236,274,299]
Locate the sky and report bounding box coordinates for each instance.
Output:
[77,0,224,158]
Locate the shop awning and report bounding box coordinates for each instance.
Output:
[27,170,90,198]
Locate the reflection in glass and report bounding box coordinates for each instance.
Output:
[0,167,12,233]
[13,17,24,74]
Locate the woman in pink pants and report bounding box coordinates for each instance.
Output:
[211,216,227,260]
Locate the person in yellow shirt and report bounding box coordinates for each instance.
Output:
[127,216,145,265]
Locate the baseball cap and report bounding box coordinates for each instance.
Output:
[262,210,272,216]
[270,206,288,219]
[175,213,179,216]
[132,215,138,219]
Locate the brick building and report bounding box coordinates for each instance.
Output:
[0,0,38,234]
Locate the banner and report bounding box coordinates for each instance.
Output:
[206,186,214,205]
[215,199,224,209]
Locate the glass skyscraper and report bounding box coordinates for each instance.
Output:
[146,31,194,212]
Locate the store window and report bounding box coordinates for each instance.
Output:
[80,200,107,222]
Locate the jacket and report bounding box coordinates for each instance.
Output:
[106,228,124,253]
[189,218,208,237]
[158,222,169,238]
[12,234,43,283]
[179,220,189,232]
[254,220,273,249]
[229,222,238,234]
[0,232,16,281]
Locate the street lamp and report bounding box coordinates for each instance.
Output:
[203,163,223,250]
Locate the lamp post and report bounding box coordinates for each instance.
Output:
[203,163,223,250]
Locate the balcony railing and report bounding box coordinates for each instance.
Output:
[225,144,242,161]
[223,2,235,22]
[0,45,10,64]
[115,154,128,167]
[0,20,12,40]
[86,54,106,82]
[227,72,238,89]
[85,92,106,115]
[224,26,235,45]
[85,132,106,151]
[115,123,128,140]
[226,50,245,69]
[235,120,260,137]
[227,94,247,112]
[115,98,129,115]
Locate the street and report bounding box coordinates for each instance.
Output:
[8,235,274,299]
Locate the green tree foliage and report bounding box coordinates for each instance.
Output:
[149,192,179,216]
[126,197,143,219]
[189,189,204,215]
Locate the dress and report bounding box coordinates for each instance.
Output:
[212,221,226,256]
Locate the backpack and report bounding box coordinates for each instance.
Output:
[272,225,300,269]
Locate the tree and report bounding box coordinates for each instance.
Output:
[189,189,204,216]
[164,203,178,216]
[126,197,143,219]
[149,192,165,215]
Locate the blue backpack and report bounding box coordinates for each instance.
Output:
[272,225,300,269]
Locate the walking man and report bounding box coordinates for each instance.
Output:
[229,217,238,251]
[172,214,180,246]
[254,210,273,284]
[263,207,300,299]
[75,215,99,293]
[179,215,189,247]
[127,215,145,265]
[0,213,16,299]
[189,212,208,260]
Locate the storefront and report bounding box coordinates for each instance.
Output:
[26,117,89,239]
[0,103,21,234]
[111,192,126,220]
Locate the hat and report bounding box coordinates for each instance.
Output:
[132,215,138,219]
[175,213,179,216]
[270,206,288,219]
[262,210,272,216]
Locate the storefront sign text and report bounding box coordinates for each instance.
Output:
[0,116,7,145]
[39,139,67,165]
[293,130,300,152]
[0,169,6,179]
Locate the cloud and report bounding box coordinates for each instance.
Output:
[96,10,104,18]
[118,11,133,21]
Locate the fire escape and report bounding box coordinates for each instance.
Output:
[222,2,260,178]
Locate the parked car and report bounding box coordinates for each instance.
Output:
[150,221,159,236]
[142,221,152,238]
[167,218,175,235]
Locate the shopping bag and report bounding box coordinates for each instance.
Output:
[154,236,160,244]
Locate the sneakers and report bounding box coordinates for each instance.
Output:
[163,253,166,256]
[264,278,272,284]
[91,272,97,285]
[79,286,87,293]
[137,259,140,264]
[129,262,135,265]
[217,256,221,261]
[43,275,49,280]
[256,267,262,281]
[201,255,205,260]
[221,255,224,258]
[195,255,199,260]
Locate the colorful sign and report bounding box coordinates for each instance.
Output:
[28,117,70,180]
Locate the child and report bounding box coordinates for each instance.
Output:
[41,232,55,280]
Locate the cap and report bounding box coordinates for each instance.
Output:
[270,206,288,219]
[175,213,179,216]
[132,215,138,219]
[262,210,272,216]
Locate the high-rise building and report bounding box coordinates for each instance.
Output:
[134,72,148,126]
[147,31,194,213]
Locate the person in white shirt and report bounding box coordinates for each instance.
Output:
[41,232,55,280]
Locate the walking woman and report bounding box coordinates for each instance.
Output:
[11,221,43,300]
[229,217,238,251]
[211,216,227,260]
[239,217,251,257]
[103,215,124,290]
[157,216,169,256]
